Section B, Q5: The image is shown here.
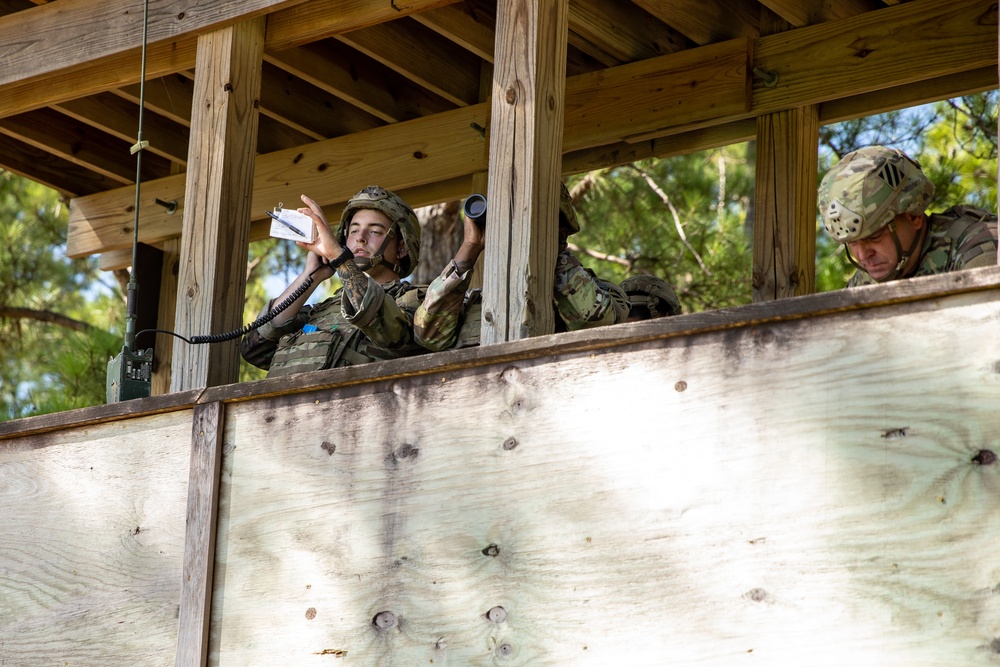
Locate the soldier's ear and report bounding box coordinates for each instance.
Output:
[397,239,409,258]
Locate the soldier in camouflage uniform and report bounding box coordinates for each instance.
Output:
[619,275,682,321]
[818,145,997,287]
[414,181,630,351]
[240,186,428,377]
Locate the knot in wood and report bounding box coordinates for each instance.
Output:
[482,543,500,557]
[393,443,418,462]
[372,611,397,630]
[496,642,515,658]
[502,437,518,451]
[486,606,507,624]
[973,449,997,465]
[505,87,517,104]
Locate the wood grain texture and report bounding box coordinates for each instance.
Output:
[208,288,1000,665]
[752,105,819,301]
[752,0,998,113]
[482,0,568,343]
[176,402,226,667]
[0,411,191,665]
[63,0,997,260]
[0,0,305,88]
[170,18,265,392]
[66,104,489,258]
[562,37,751,153]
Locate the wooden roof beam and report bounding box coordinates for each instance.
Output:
[630,0,760,45]
[66,0,997,258]
[263,0,460,50]
[0,134,116,197]
[758,0,884,28]
[51,93,190,166]
[567,0,693,67]
[751,0,998,114]
[264,40,455,124]
[258,62,384,140]
[0,0,308,89]
[0,0,460,119]
[67,103,490,258]
[334,18,483,106]
[112,75,196,128]
[0,108,173,185]
[410,0,497,62]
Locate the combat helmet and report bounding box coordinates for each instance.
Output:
[620,275,681,319]
[559,181,580,235]
[818,146,934,244]
[338,185,421,278]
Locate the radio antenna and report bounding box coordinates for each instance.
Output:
[106,0,154,403]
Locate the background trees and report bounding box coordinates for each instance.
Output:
[1,92,996,419]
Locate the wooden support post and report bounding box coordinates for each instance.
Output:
[752,105,819,302]
[469,60,493,292]
[170,18,265,392]
[175,401,226,667]
[481,0,568,343]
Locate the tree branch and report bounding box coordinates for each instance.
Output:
[566,241,633,268]
[630,165,711,276]
[0,307,101,334]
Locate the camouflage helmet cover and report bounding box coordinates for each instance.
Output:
[338,185,421,277]
[818,146,934,243]
[620,275,681,318]
[559,181,580,235]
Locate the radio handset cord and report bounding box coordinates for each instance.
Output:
[138,247,354,346]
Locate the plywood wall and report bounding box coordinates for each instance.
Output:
[209,292,1000,666]
[0,411,192,666]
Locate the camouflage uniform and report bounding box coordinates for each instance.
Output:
[413,253,629,350]
[241,185,429,376]
[847,205,998,287]
[415,181,629,350]
[240,279,427,376]
[819,146,998,285]
[412,260,474,351]
[552,249,630,331]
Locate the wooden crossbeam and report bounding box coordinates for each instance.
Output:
[0,0,306,88]
[66,0,997,259]
[0,0,460,119]
[68,104,490,257]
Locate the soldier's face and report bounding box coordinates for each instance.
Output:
[347,209,405,264]
[846,213,923,280]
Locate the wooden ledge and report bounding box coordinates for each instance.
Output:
[3,265,998,440]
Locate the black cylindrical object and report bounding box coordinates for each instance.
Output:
[463,194,487,228]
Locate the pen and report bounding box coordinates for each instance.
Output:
[266,210,307,238]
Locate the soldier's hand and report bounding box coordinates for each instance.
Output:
[297,194,347,265]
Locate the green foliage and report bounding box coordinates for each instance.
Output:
[2,92,996,417]
[571,92,998,303]
[0,170,123,420]
[570,145,754,313]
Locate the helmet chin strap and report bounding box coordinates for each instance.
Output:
[349,226,404,277]
[844,217,925,282]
